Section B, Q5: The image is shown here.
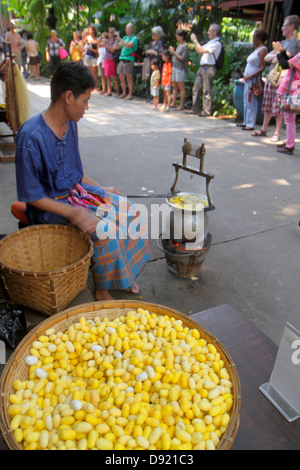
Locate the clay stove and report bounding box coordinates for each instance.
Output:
[158,139,215,279]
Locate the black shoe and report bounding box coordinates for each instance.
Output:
[277,142,295,150]
[277,145,294,155]
[236,123,245,128]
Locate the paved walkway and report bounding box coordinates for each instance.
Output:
[27,76,231,137]
[1,76,300,347]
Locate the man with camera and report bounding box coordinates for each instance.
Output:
[187,24,222,117]
[115,23,138,100]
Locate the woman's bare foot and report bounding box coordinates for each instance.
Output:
[125,282,139,294]
[95,289,114,301]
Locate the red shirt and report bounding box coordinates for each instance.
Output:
[161,61,172,86]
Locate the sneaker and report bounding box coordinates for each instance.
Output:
[277,145,294,155]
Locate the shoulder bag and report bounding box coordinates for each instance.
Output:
[251,75,264,97]
[268,63,283,88]
[280,69,300,113]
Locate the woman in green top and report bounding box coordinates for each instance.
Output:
[115,24,138,100]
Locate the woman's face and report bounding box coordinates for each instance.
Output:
[152,33,159,42]
[253,34,260,46]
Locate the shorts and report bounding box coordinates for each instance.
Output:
[29,56,39,66]
[118,60,134,75]
[84,55,97,67]
[172,67,186,83]
[151,86,160,97]
[162,85,171,91]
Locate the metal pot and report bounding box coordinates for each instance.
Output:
[165,193,210,243]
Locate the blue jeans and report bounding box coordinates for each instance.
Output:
[243,79,259,128]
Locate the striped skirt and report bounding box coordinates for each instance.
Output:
[262,80,282,117]
[66,184,150,291]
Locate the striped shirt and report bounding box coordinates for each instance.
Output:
[46,38,65,57]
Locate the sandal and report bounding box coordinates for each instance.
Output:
[270,134,280,142]
[252,130,267,137]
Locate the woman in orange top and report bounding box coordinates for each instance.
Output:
[161,49,172,111]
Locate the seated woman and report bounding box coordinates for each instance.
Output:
[15,61,150,301]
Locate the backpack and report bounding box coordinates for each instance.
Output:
[214,42,225,70]
[113,48,121,64]
[130,36,143,61]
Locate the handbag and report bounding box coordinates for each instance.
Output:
[268,63,283,88]
[251,76,264,97]
[59,48,69,60]
[280,69,300,113]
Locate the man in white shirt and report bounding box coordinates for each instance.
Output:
[187,24,222,117]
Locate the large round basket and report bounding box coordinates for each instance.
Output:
[0,225,93,316]
[0,300,241,451]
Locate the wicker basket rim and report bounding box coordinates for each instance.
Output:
[0,300,241,451]
[0,224,93,277]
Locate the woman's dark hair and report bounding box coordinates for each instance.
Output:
[88,24,98,37]
[176,29,187,41]
[51,62,96,103]
[27,32,33,40]
[254,29,268,43]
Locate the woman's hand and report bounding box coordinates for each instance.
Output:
[103,186,120,196]
[273,41,284,55]
[68,206,99,235]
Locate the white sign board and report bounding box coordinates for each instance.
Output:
[260,323,300,422]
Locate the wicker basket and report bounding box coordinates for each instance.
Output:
[0,225,93,316]
[0,300,241,451]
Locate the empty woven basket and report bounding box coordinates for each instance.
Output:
[0,225,93,316]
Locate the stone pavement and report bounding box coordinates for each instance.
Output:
[0,76,300,347]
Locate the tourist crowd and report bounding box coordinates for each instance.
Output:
[2,16,300,155]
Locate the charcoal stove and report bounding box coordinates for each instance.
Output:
[158,138,215,279]
[158,233,212,279]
